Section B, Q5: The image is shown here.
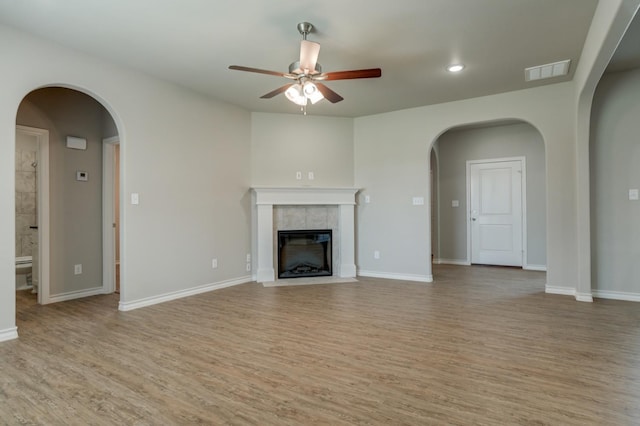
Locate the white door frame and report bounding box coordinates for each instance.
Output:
[466,156,527,266]
[16,125,50,304]
[102,136,119,294]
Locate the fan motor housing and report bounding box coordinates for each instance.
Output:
[289,61,322,75]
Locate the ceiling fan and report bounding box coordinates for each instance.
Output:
[229,22,381,110]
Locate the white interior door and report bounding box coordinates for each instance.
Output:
[470,159,523,266]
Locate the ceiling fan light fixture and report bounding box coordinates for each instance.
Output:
[308,90,324,104]
[285,83,307,106]
[229,21,382,112]
[303,81,317,95]
[302,81,324,104]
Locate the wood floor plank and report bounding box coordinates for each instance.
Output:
[2,264,639,425]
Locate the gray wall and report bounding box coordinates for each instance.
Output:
[354,82,573,284]
[435,122,547,267]
[1,22,252,338]
[251,112,354,187]
[17,88,106,295]
[590,68,640,295]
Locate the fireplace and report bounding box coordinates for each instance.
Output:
[252,187,358,283]
[278,229,332,279]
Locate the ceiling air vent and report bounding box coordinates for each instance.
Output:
[525,59,571,81]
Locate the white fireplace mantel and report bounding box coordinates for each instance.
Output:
[252,187,359,283]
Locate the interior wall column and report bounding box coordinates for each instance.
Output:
[572,0,640,301]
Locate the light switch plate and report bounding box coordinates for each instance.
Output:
[452,200,460,207]
[412,197,425,205]
[630,189,639,201]
[131,193,139,205]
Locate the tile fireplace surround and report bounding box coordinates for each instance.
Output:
[252,187,359,283]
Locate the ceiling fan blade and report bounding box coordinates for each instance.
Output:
[229,65,297,79]
[299,40,321,74]
[318,68,382,81]
[315,83,344,103]
[260,84,293,99]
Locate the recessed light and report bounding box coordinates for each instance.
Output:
[447,64,465,73]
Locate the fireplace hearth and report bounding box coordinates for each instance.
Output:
[278,229,332,279]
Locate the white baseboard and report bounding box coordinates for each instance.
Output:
[575,292,594,303]
[118,275,252,312]
[48,286,105,304]
[524,264,547,272]
[592,290,640,302]
[0,327,19,342]
[545,285,576,296]
[436,260,547,271]
[434,259,471,266]
[544,286,640,303]
[358,270,433,283]
[16,284,33,291]
[545,285,593,302]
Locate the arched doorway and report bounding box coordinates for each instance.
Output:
[15,86,121,308]
[430,119,547,276]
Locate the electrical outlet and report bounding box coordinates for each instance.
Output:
[246,263,251,272]
[364,195,371,204]
[74,264,82,275]
[374,250,380,259]
[212,258,218,269]
[296,171,302,180]
[308,171,315,180]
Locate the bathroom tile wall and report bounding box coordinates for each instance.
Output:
[15,147,37,258]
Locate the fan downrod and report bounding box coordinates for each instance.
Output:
[297,22,313,40]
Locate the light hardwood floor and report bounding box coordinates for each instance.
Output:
[2,265,639,425]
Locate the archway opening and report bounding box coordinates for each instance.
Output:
[430,119,547,283]
[14,86,121,313]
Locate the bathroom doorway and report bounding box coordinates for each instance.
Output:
[15,125,50,304]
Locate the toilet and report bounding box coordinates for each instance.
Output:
[15,256,33,290]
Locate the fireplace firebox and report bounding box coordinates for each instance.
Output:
[278,229,332,279]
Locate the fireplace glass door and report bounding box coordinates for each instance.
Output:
[278,229,332,279]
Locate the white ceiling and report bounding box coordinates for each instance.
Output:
[0,0,607,117]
